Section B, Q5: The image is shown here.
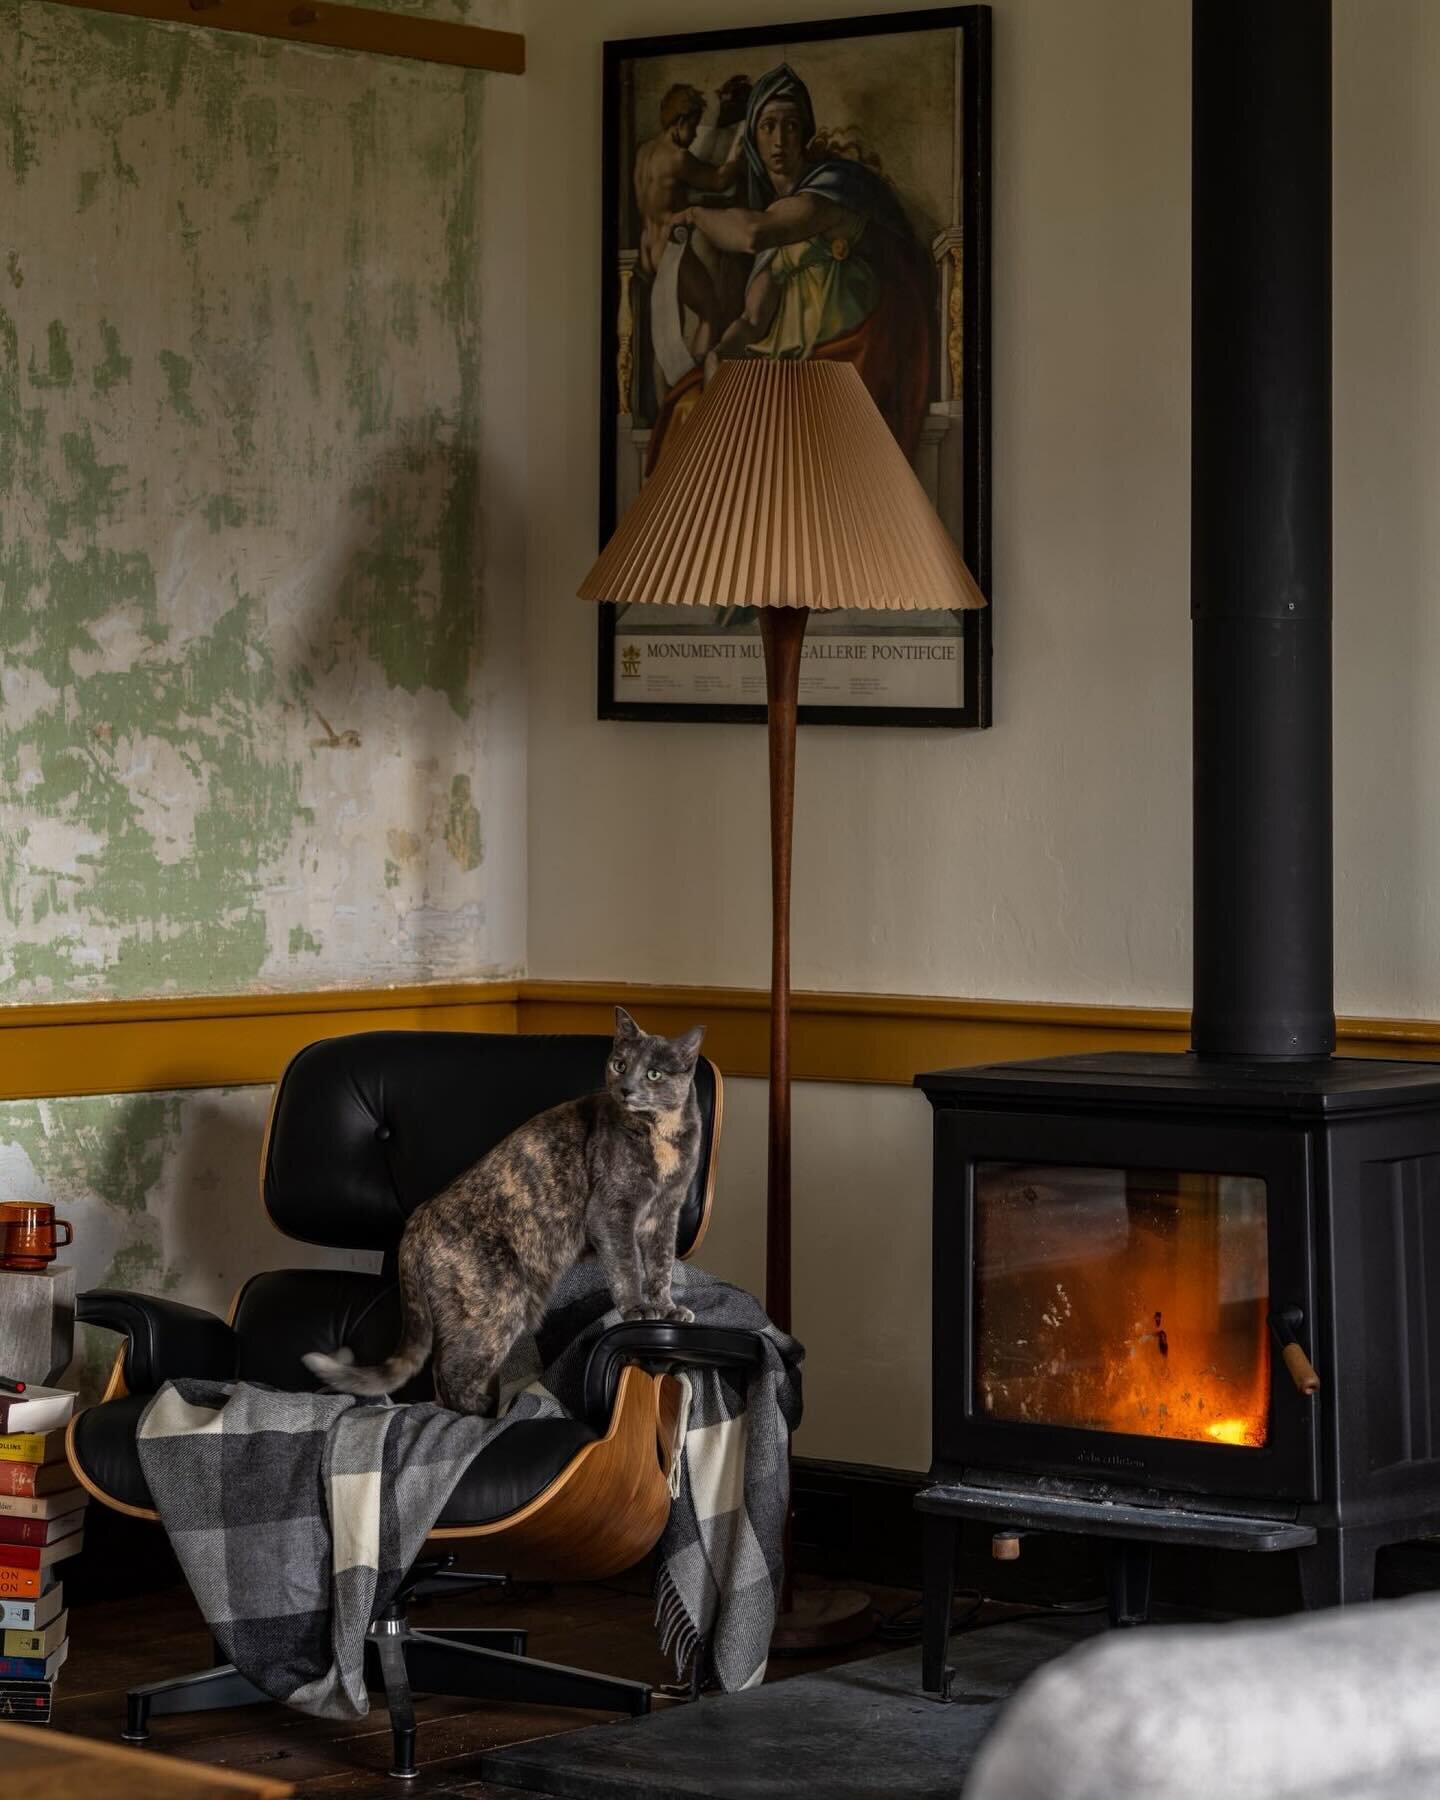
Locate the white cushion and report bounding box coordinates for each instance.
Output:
[966,1593,1440,1800]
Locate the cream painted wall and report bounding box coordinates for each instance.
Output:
[522,0,1440,1470]
[525,0,1192,1005]
[1331,0,1440,1022]
[699,1076,935,1469]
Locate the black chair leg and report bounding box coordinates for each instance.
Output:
[403,1565,510,1604]
[371,1622,419,1782]
[406,1628,651,1717]
[121,1663,269,1744]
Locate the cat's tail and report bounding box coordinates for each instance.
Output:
[303,1235,433,1397]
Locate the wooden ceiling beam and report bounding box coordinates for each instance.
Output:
[42,0,525,74]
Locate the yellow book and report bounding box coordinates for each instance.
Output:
[3,1609,66,1657]
[0,1429,65,1465]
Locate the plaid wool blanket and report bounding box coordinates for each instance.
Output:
[136,1261,802,1718]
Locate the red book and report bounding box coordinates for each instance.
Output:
[0,1509,85,1548]
[0,1532,82,1572]
[0,1461,72,1499]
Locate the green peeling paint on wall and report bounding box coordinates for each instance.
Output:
[1,0,497,1004]
[93,319,131,392]
[28,319,73,388]
[204,493,245,530]
[0,1092,183,1213]
[158,347,200,422]
[446,773,483,871]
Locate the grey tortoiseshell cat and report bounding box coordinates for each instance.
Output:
[303,1008,705,1414]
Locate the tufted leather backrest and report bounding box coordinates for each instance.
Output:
[262,1031,720,1256]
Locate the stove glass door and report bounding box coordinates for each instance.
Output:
[973,1162,1271,1448]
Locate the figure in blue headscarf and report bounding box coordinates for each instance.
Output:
[652,61,933,469]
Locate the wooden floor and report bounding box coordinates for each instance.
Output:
[51,1570,912,1796]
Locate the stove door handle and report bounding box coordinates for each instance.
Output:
[1268,1307,1321,1397]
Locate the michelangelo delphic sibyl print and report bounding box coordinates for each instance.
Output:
[598,8,992,727]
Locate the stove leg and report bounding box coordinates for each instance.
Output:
[1105,1541,1153,1627]
[1297,1528,1377,1610]
[921,1512,959,1700]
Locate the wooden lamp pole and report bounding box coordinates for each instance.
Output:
[759,606,808,1340]
[759,607,875,1648]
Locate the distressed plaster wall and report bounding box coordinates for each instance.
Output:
[0,1,527,1381]
[1,0,524,999]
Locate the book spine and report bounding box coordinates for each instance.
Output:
[0,1683,53,1722]
[0,1465,39,1498]
[0,1401,72,1435]
[0,1437,52,1464]
[0,1653,50,1680]
[2,1612,62,1656]
[0,1583,60,1629]
[0,1544,43,1571]
[0,1511,80,1546]
[0,1517,48,1547]
[0,1491,80,1520]
[0,1568,41,1600]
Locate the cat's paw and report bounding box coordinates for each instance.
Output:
[622,1304,666,1321]
[661,1304,695,1324]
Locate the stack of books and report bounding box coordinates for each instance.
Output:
[0,1383,85,1726]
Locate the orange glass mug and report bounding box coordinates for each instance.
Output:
[0,1202,73,1272]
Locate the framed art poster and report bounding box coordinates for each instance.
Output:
[597,7,992,728]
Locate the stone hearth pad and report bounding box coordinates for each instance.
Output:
[480,1614,1103,1799]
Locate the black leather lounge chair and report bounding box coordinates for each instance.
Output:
[66,1029,764,1779]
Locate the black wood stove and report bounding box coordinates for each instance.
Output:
[914,1,1440,1695]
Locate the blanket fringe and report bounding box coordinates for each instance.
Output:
[653,1560,699,1683]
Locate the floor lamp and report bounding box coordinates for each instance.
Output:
[579,358,987,1644]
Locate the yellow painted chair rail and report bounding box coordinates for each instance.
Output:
[5,978,1440,1103]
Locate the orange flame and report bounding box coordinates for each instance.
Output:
[975,1168,1271,1451]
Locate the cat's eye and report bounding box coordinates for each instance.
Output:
[610,1057,624,1072]
[646,1068,663,1082]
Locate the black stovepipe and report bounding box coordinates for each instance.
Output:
[1191,0,1335,1060]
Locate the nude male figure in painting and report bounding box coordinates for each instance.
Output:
[634,83,741,360]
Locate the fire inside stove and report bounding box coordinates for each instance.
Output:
[973,1162,1271,1449]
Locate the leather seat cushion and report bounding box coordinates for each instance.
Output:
[71,1396,598,1527]
[71,1395,157,1513]
[437,1417,597,1525]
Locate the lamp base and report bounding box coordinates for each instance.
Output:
[769,1579,875,1654]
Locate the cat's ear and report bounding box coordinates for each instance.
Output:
[614,1005,642,1041]
[674,1024,705,1067]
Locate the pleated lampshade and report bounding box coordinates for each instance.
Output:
[577,359,987,614]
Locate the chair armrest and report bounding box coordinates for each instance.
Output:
[582,1322,767,1427]
[77,1290,239,1391]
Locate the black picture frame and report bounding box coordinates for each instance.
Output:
[597,6,992,728]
